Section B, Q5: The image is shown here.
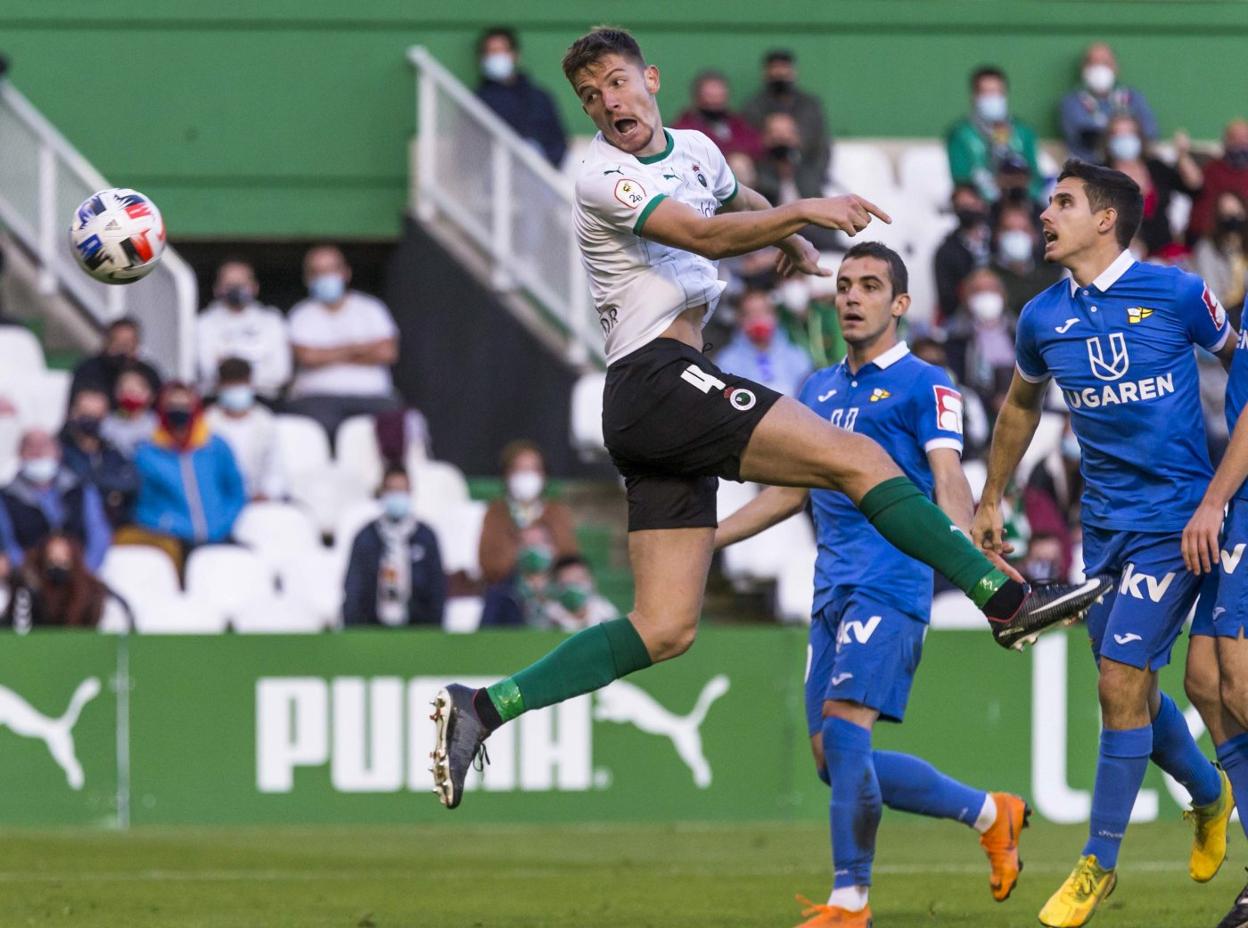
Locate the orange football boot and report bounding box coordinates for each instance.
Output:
[793,895,872,927]
[978,791,1031,901]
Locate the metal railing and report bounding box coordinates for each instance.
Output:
[0,82,197,378]
[407,46,599,366]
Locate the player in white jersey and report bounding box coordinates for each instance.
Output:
[430,27,1109,813]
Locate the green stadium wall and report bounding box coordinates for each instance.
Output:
[2,1,1246,239]
[0,628,1213,827]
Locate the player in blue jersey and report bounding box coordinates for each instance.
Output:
[1182,326,1248,928]
[717,243,1031,928]
[972,160,1237,928]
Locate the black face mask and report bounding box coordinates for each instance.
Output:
[222,286,251,307]
[46,565,71,586]
[768,144,795,161]
[165,409,193,429]
[1226,148,1248,170]
[1218,217,1246,236]
[956,208,988,229]
[70,416,102,438]
[697,107,727,122]
[767,78,794,95]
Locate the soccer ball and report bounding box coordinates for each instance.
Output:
[68,188,166,284]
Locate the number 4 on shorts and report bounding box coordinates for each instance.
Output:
[681,364,726,394]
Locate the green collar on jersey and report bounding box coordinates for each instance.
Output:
[636,129,675,164]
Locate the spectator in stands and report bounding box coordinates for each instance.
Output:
[480,521,555,628]
[127,382,246,567]
[544,554,619,632]
[755,113,837,248]
[934,184,993,319]
[286,245,401,439]
[1060,42,1159,164]
[1192,191,1248,320]
[2,533,106,630]
[475,26,567,168]
[715,288,812,396]
[205,358,285,501]
[673,70,763,161]
[59,387,137,528]
[742,49,829,191]
[196,259,290,403]
[990,201,1063,315]
[69,317,161,406]
[343,465,446,627]
[1189,120,1248,241]
[101,364,158,457]
[479,439,578,586]
[1023,416,1083,578]
[944,268,1016,412]
[775,274,845,369]
[946,66,1045,205]
[0,429,109,572]
[1019,532,1067,584]
[1103,115,1202,258]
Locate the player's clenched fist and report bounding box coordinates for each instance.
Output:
[805,195,892,236]
[971,501,1013,556]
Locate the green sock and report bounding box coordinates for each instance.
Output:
[858,476,1008,608]
[485,617,654,723]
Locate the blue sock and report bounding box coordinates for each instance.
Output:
[1215,732,1248,840]
[823,717,880,888]
[874,750,988,826]
[1151,693,1222,806]
[1083,725,1152,869]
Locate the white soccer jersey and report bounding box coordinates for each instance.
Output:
[573,128,738,364]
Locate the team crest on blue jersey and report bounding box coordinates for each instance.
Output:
[1126,307,1154,324]
[869,388,891,402]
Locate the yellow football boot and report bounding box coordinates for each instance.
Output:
[1187,767,1234,882]
[1038,855,1117,927]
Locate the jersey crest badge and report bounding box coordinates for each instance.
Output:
[1202,284,1227,329]
[613,179,646,209]
[690,163,708,187]
[1126,307,1154,324]
[869,388,891,403]
[933,385,964,434]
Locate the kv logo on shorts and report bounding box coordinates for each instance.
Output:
[1086,333,1130,382]
[1119,563,1175,602]
[836,615,882,648]
[1222,544,1246,574]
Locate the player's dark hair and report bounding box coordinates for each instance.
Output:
[764,49,795,65]
[690,69,727,95]
[500,438,544,475]
[553,554,589,574]
[562,27,645,85]
[1057,159,1143,249]
[970,65,1007,90]
[106,316,140,336]
[477,26,519,56]
[216,356,252,385]
[842,242,909,298]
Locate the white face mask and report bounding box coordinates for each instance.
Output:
[998,229,1034,265]
[1107,133,1141,162]
[508,470,544,504]
[218,385,254,413]
[968,290,1005,323]
[381,491,412,521]
[975,93,1008,123]
[481,52,515,82]
[1082,63,1116,95]
[21,456,58,485]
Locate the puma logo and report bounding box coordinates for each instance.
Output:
[595,675,729,788]
[0,678,101,789]
[1055,318,1080,333]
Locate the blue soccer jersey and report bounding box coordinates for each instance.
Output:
[1015,251,1229,532]
[797,342,965,622]
[1227,327,1248,504]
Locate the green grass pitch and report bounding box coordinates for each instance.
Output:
[4,819,1240,926]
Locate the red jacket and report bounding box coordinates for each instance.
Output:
[1189,159,1248,239]
[672,109,765,161]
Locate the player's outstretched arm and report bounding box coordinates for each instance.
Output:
[1185,401,1248,574]
[971,371,1047,555]
[640,194,889,261]
[714,485,809,550]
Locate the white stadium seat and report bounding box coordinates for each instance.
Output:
[929,589,983,630]
[444,596,484,634]
[231,594,326,634]
[410,458,470,522]
[335,414,384,490]
[131,593,228,634]
[275,414,331,474]
[100,545,181,604]
[715,478,758,522]
[97,596,134,634]
[288,465,366,536]
[277,546,346,628]
[570,372,606,459]
[426,500,487,578]
[29,369,71,433]
[827,142,896,203]
[333,499,383,554]
[233,501,322,568]
[898,142,954,214]
[0,327,46,379]
[185,544,276,620]
[775,552,816,624]
[0,414,21,484]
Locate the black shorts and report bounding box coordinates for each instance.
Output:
[602,337,783,532]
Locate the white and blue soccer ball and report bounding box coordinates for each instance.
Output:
[68,187,166,284]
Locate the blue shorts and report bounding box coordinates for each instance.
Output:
[1207,499,1248,639]
[805,594,927,733]
[1083,527,1206,669]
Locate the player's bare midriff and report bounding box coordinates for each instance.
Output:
[657,303,709,352]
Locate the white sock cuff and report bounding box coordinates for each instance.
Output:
[828,885,869,911]
[973,793,998,834]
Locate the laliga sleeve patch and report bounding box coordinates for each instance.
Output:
[1202,283,1227,329]
[613,178,646,209]
[933,385,964,435]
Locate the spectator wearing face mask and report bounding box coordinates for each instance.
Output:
[544,555,619,632]
[2,533,109,631]
[196,259,290,403]
[944,268,1016,412]
[69,317,162,408]
[934,184,993,319]
[989,202,1063,315]
[1189,120,1248,241]
[0,429,110,572]
[126,382,246,569]
[1102,115,1202,258]
[343,465,446,627]
[1024,417,1083,578]
[755,112,837,249]
[741,49,829,189]
[946,66,1045,204]
[101,364,158,458]
[479,440,578,587]
[673,70,763,161]
[474,26,567,168]
[1192,191,1248,319]
[1018,533,1069,585]
[205,358,286,502]
[1059,42,1159,164]
[714,288,812,396]
[286,245,402,440]
[774,273,845,369]
[480,522,556,628]
[59,388,138,528]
